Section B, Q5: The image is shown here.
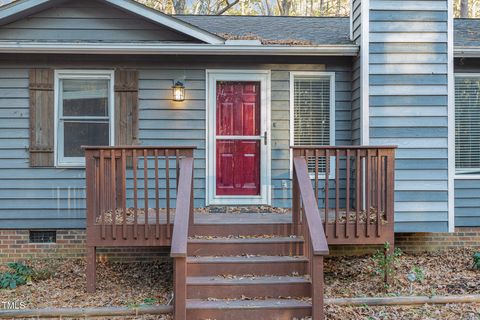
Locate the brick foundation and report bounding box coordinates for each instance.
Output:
[0,229,168,264]
[328,227,480,256]
[0,228,479,263]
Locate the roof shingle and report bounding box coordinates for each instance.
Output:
[176,15,352,45]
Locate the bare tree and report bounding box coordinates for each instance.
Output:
[276,0,292,15]
[461,0,469,17]
[173,0,186,14]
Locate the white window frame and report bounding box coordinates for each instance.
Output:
[54,70,115,167]
[289,71,336,179]
[454,73,480,179]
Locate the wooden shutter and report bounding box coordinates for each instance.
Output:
[29,69,54,167]
[114,69,139,146]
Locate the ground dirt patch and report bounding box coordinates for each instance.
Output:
[0,248,479,319]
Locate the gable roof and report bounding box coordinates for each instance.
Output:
[177,15,352,46]
[0,0,225,44]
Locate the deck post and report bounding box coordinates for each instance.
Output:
[86,246,96,293]
[311,252,325,319]
[174,257,187,320]
[292,150,301,236]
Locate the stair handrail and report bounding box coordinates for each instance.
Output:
[170,157,195,320]
[292,156,329,320]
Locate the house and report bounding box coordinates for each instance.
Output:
[0,0,479,319]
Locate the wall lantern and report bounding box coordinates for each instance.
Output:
[172,81,185,102]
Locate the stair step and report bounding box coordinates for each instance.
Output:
[191,223,292,237]
[186,298,311,320]
[188,236,304,256]
[187,255,308,276]
[187,275,310,299]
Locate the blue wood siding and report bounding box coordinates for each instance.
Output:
[0,56,352,228]
[368,0,450,232]
[0,0,198,43]
[453,58,480,227]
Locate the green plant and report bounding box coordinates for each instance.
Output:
[371,242,402,286]
[0,262,34,289]
[410,266,425,283]
[473,252,480,270]
[7,262,33,282]
[0,272,26,289]
[142,298,159,305]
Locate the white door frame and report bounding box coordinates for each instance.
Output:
[206,69,271,206]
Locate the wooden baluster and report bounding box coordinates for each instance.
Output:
[166,149,171,239]
[121,149,127,240]
[292,159,300,236]
[144,149,149,240]
[365,149,371,238]
[325,149,329,237]
[355,149,360,238]
[133,149,138,239]
[99,150,105,240]
[386,150,395,225]
[110,150,116,240]
[376,151,382,237]
[345,149,350,239]
[154,149,160,240]
[334,149,340,238]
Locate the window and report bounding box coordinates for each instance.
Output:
[290,72,335,176]
[29,230,56,243]
[55,70,114,167]
[455,75,480,174]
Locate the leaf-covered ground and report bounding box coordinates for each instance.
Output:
[325,247,480,297]
[0,258,172,309]
[0,248,479,319]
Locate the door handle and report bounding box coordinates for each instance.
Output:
[263,131,267,145]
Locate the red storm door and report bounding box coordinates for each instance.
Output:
[216,81,261,196]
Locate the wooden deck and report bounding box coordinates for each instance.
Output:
[84,145,396,320]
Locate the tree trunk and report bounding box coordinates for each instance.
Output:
[277,0,292,15]
[173,0,186,14]
[461,0,469,17]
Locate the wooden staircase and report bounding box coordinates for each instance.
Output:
[185,224,311,319]
[171,157,329,320]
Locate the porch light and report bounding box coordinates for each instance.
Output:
[172,81,185,102]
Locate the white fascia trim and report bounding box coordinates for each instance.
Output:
[360,0,370,145]
[454,46,480,58]
[103,0,224,44]
[447,0,455,232]
[349,0,354,41]
[0,42,360,56]
[0,0,224,45]
[0,0,50,21]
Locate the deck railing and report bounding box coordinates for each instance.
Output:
[84,146,196,246]
[291,146,396,245]
[292,157,329,320]
[170,157,195,320]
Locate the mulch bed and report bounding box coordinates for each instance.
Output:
[0,248,479,319]
[0,259,172,310]
[325,247,480,297]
